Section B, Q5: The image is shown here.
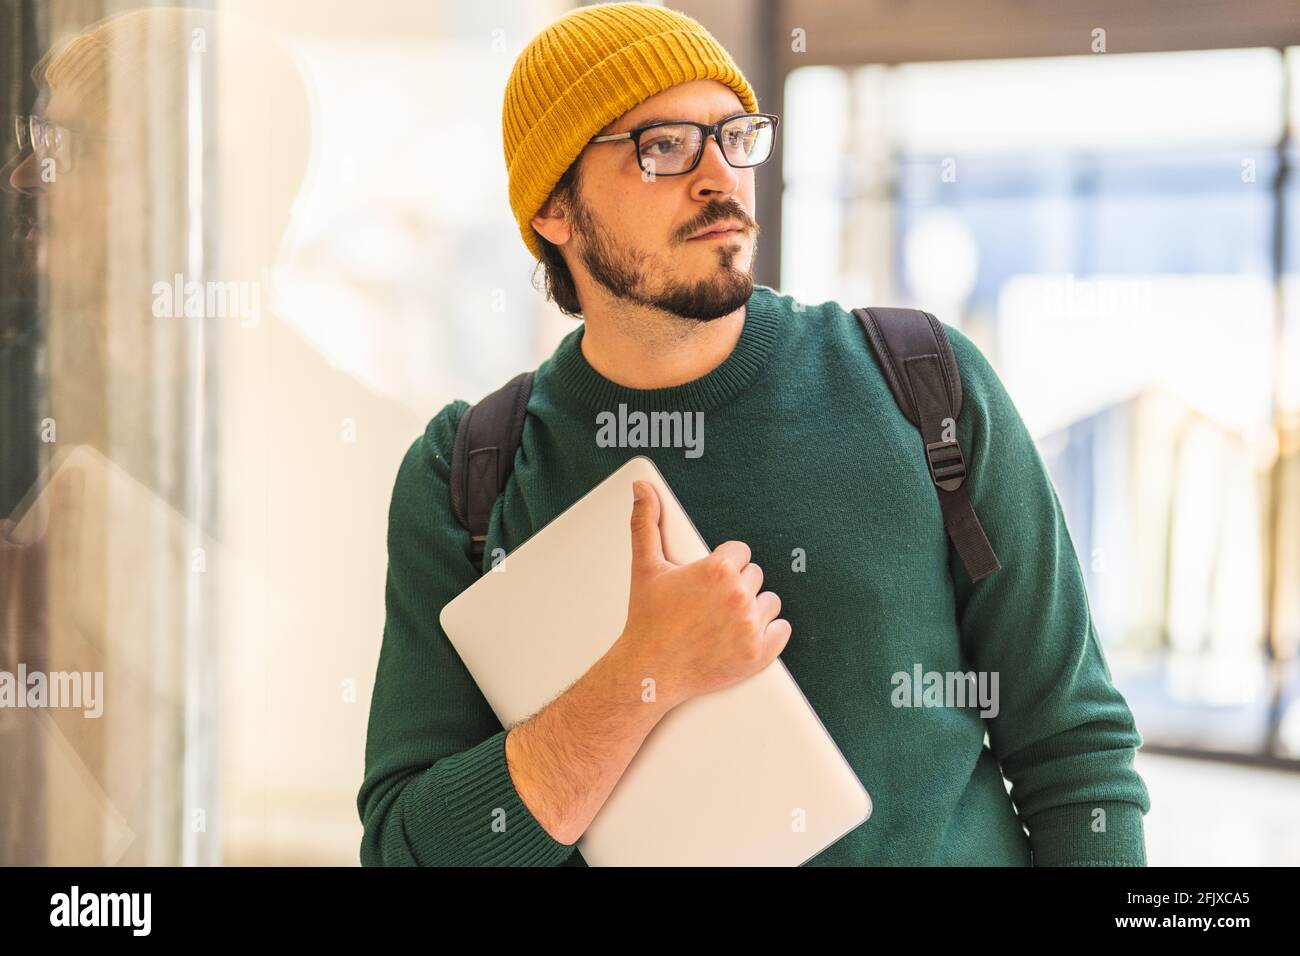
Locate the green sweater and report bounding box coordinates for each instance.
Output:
[357,284,1151,866]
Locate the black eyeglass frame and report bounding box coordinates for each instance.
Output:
[587,111,780,177]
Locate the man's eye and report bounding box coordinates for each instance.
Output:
[643,135,685,155]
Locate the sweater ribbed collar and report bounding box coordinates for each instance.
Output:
[546,284,783,414]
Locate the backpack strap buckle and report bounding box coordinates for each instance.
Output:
[924,439,967,492]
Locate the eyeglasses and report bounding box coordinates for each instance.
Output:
[588,111,779,177]
[13,113,95,173]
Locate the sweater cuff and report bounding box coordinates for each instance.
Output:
[1026,800,1148,866]
[408,728,579,866]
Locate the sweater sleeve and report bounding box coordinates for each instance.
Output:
[943,323,1152,867]
[357,402,579,866]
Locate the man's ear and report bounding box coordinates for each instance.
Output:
[531,193,572,247]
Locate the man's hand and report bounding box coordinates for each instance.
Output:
[0,468,88,658]
[613,479,792,709]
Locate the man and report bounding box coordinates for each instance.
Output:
[357,2,1150,867]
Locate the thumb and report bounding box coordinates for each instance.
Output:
[629,480,666,570]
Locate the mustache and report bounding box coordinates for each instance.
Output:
[10,215,37,248]
[8,195,38,230]
[682,202,755,241]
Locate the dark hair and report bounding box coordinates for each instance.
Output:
[532,158,584,318]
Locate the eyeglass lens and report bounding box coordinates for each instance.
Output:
[14,114,31,152]
[14,114,72,171]
[637,115,775,174]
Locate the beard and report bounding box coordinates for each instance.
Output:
[566,189,756,322]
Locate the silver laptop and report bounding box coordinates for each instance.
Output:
[439,455,871,866]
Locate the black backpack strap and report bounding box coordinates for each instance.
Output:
[450,371,534,571]
[853,307,1002,583]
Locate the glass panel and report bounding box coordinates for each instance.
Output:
[785,47,1299,760]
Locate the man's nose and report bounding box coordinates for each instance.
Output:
[689,137,741,200]
[4,151,48,195]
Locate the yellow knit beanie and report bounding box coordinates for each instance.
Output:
[503,2,758,261]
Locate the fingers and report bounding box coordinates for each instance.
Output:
[754,589,782,626]
[629,480,666,569]
[761,617,793,657]
[52,467,84,516]
[711,539,751,573]
[738,561,763,597]
[48,468,84,572]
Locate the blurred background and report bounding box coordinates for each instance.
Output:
[1,0,1298,866]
